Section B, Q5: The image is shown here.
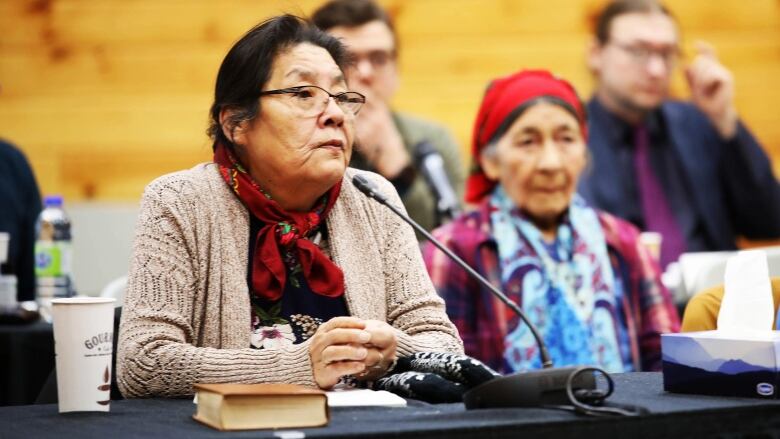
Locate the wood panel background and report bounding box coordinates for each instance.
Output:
[1,0,779,202]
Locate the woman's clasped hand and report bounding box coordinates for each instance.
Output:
[309,317,397,388]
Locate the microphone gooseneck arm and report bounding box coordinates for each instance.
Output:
[352,174,553,369]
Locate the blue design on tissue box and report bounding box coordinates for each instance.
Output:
[662,332,780,399]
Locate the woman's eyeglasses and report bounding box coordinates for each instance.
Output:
[259,85,366,116]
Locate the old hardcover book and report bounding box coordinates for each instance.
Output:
[192,383,329,431]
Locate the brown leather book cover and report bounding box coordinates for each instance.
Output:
[192,383,329,431]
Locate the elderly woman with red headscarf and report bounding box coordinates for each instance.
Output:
[423,70,679,374]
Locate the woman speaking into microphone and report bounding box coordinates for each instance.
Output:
[116,15,462,398]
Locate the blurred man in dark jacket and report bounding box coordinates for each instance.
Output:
[578,0,780,268]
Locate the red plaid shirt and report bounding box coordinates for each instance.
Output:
[423,201,680,373]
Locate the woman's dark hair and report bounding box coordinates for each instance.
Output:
[485,96,587,149]
[594,0,673,45]
[312,0,398,52]
[207,15,350,150]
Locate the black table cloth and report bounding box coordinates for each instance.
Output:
[0,319,54,406]
[2,373,780,438]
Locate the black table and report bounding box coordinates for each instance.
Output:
[2,373,780,438]
[0,319,54,406]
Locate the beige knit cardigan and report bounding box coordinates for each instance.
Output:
[116,164,463,398]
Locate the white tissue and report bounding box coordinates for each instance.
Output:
[717,250,774,334]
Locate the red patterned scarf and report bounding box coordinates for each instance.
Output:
[214,143,345,301]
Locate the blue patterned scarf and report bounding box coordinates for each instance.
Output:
[489,187,631,373]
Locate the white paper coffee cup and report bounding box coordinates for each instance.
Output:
[0,275,17,308]
[52,297,115,413]
[0,232,9,265]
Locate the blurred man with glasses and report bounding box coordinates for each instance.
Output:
[313,0,464,235]
[578,0,780,268]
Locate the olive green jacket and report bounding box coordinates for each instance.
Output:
[350,112,464,236]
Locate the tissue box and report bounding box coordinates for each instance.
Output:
[662,331,780,399]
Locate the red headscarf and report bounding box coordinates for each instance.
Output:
[214,143,345,302]
[465,70,587,203]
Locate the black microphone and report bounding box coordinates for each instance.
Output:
[412,141,461,223]
[351,174,599,410]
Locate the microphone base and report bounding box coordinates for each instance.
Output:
[464,367,596,409]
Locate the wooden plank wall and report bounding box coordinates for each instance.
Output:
[1,0,779,201]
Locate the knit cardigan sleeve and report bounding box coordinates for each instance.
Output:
[117,174,317,398]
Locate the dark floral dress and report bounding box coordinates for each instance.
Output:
[247,215,349,349]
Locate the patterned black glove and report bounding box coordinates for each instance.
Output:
[373,352,500,403]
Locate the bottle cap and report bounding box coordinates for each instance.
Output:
[43,195,64,207]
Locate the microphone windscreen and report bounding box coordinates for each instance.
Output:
[352,174,388,203]
[413,140,438,161]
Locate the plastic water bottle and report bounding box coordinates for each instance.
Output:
[35,195,74,321]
